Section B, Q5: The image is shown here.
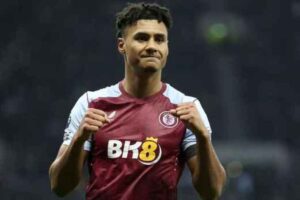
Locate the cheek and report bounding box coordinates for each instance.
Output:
[161,48,169,66]
[126,48,140,63]
[162,47,169,60]
[162,45,169,56]
[165,48,169,57]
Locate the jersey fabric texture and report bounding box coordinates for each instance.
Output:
[63,82,212,200]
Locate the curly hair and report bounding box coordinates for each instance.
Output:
[115,2,172,38]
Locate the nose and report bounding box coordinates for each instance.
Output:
[145,38,157,53]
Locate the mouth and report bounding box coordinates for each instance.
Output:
[141,58,160,63]
[141,54,160,58]
[141,55,160,60]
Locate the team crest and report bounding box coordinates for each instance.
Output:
[159,111,179,128]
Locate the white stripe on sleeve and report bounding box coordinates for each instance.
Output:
[63,92,92,151]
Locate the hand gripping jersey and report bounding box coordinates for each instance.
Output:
[63,82,212,200]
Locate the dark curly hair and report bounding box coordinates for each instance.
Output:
[115,2,172,38]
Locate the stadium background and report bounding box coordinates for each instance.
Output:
[0,0,299,199]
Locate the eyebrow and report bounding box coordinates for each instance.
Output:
[133,32,167,38]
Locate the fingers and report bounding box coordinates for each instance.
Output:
[86,108,110,123]
[177,102,195,109]
[85,118,105,128]
[170,102,195,117]
[169,102,206,134]
[79,108,110,138]
[81,124,100,132]
[77,108,111,140]
[88,108,107,116]
[170,102,201,125]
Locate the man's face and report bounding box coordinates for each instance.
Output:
[118,20,169,73]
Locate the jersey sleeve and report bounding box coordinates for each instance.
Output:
[63,92,92,151]
[181,98,212,159]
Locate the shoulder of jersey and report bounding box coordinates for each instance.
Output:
[164,83,197,104]
[86,83,121,102]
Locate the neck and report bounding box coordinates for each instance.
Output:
[123,68,162,98]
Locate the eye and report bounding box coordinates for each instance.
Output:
[135,34,149,42]
[155,35,166,43]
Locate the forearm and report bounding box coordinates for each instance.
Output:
[49,135,86,197]
[193,134,226,200]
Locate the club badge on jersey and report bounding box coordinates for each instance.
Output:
[159,111,179,128]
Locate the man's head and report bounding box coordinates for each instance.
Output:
[116,3,172,38]
[116,3,172,74]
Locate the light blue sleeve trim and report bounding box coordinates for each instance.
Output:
[63,92,91,151]
[182,129,197,151]
[181,97,212,151]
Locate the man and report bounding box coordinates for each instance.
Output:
[49,3,226,200]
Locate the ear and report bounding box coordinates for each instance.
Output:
[117,38,125,54]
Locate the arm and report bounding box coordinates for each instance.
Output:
[171,103,226,200]
[49,141,88,197]
[186,137,226,200]
[49,108,109,197]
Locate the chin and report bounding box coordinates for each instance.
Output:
[143,66,159,73]
[134,63,160,73]
[143,63,162,71]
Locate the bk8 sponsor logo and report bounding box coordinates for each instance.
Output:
[107,137,162,165]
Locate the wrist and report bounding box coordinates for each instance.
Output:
[72,132,88,147]
[194,130,211,142]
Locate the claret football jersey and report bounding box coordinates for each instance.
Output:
[63,82,212,200]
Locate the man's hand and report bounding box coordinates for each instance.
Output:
[77,108,110,142]
[49,107,109,197]
[170,102,209,138]
[171,102,226,199]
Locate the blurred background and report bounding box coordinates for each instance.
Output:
[0,0,299,199]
